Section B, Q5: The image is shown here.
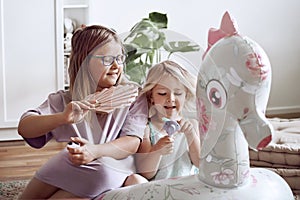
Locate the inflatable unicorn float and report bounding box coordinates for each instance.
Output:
[99,12,294,200]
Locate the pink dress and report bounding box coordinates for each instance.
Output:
[20,90,148,198]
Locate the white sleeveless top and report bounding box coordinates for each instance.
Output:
[149,122,197,180]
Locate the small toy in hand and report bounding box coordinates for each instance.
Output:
[162,117,181,136]
[67,141,80,149]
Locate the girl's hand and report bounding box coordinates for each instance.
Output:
[152,136,174,155]
[67,137,97,165]
[63,101,95,124]
[179,119,196,137]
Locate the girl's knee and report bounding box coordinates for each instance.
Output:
[123,174,148,186]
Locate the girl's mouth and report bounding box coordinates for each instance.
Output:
[107,72,119,79]
[107,71,118,76]
[164,106,176,109]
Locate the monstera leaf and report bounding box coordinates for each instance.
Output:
[164,41,200,57]
[123,12,200,85]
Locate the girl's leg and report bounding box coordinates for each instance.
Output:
[19,177,59,199]
[49,189,83,199]
[123,174,148,186]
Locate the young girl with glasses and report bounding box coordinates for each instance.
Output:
[135,60,201,181]
[18,25,148,199]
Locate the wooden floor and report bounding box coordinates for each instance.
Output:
[0,140,66,181]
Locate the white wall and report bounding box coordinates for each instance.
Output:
[88,0,300,115]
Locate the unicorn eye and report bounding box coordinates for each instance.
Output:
[206,80,227,109]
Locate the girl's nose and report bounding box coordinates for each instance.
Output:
[167,93,175,102]
[110,60,119,68]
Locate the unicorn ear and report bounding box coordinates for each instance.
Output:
[203,11,239,60]
[220,11,238,35]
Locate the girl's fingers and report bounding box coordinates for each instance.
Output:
[69,153,83,165]
[71,136,89,145]
[179,120,193,133]
[71,101,81,111]
[72,101,94,112]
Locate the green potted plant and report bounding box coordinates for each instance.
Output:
[122,12,200,84]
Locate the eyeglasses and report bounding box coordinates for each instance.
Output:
[90,54,126,66]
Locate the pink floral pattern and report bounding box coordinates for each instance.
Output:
[196,98,210,134]
[245,53,269,81]
[211,168,235,185]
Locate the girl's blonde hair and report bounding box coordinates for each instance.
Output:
[141,60,197,117]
